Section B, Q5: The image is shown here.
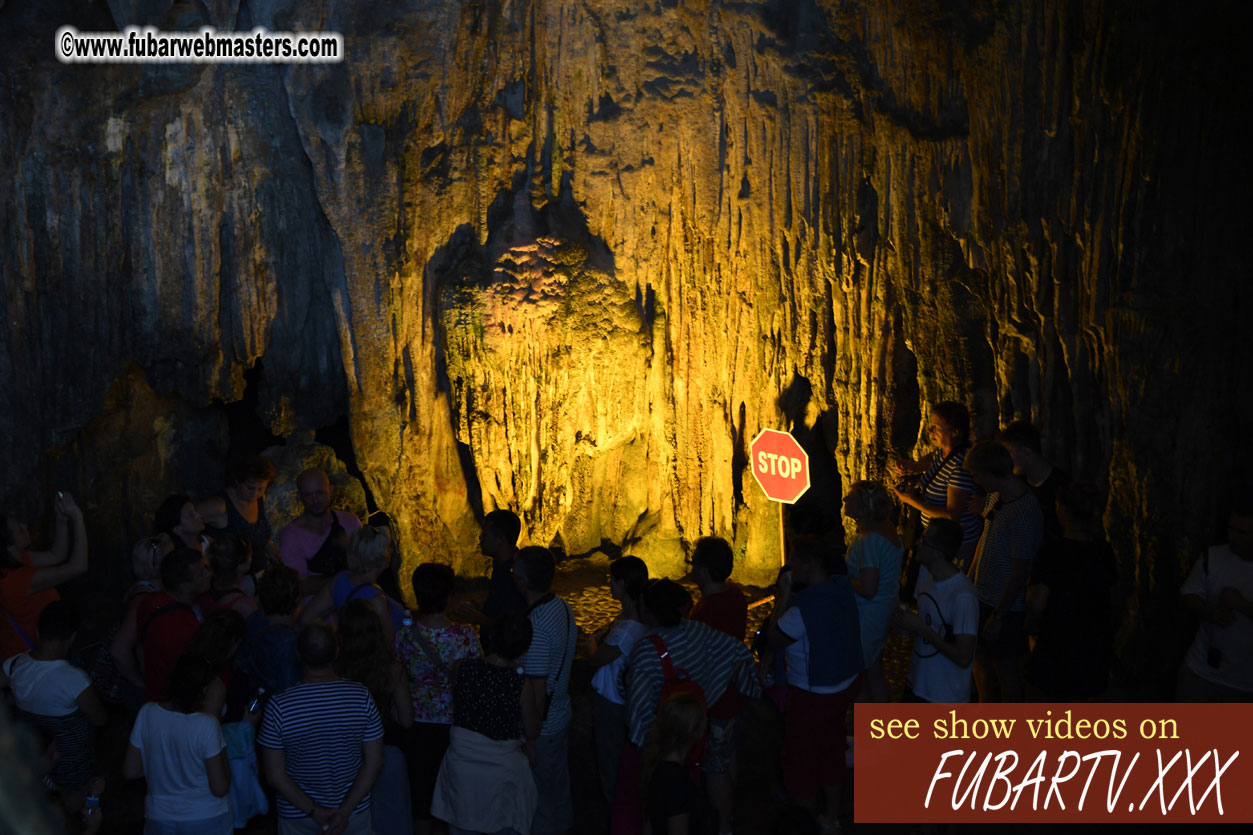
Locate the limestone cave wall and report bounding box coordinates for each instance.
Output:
[2,0,1250,690]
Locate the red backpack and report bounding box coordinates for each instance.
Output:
[647,634,708,769]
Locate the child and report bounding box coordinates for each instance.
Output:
[641,693,707,835]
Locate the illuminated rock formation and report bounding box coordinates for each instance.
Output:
[1,1,1248,683]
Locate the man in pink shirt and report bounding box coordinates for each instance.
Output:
[279,468,362,597]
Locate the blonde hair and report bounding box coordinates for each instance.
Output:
[845,480,895,523]
[641,693,707,791]
[347,526,390,575]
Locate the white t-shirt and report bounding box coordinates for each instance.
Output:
[2,655,90,717]
[1181,544,1253,693]
[129,703,229,822]
[776,606,858,694]
[907,566,980,703]
[590,618,648,704]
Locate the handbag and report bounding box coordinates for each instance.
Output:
[408,625,451,675]
[306,513,349,576]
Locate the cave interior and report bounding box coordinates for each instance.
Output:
[2,0,1251,696]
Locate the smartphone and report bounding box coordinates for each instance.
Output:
[57,490,64,500]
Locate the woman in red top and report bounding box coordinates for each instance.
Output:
[1,492,89,659]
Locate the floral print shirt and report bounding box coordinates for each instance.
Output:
[395,622,480,724]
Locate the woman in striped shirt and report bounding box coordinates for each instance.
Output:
[892,401,983,570]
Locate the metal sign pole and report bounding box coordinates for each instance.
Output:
[779,500,785,567]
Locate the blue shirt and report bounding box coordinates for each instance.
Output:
[237,610,300,695]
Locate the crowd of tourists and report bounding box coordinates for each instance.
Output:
[2,403,1251,834]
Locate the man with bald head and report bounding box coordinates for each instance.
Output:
[279,468,362,596]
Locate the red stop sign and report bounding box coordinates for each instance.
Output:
[749,428,810,504]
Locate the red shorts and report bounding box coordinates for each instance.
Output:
[781,683,855,802]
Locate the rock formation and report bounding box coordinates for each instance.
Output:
[2,0,1249,689]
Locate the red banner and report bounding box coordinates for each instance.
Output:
[854,703,1252,823]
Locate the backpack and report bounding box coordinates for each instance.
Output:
[84,623,126,704]
[139,600,196,644]
[83,584,160,706]
[647,634,706,709]
[306,513,349,577]
[646,633,708,769]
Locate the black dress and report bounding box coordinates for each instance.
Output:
[452,658,524,740]
[207,490,273,573]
